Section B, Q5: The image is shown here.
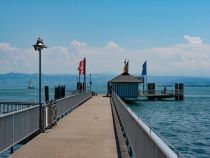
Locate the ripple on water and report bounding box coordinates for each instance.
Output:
[128,87,210,158]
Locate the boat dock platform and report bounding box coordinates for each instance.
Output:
[140,83,184,101]
[139,90,183,100]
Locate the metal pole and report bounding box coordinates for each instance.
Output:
[89,73,92,91]
[39,49,42,130]
[79,71,80,83]
[33,38,46,132]
[84,58,86,92]
[143,76,145,94]
[146,75,147,93]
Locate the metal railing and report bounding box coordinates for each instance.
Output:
[0,102,37,115]
[44,101,57,129]
[130,110,185,158]
[111,92,181,158]
[0,105,39,153]
[0,92,92,153]
[55,92,92,119]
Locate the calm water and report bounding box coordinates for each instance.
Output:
[1,74,210,157]
[0,74,110,157]
[129,87,210,158]
[0,74,110,102]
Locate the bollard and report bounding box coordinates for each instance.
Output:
[54,87,58,100]
[61,86,64,98]
[54,85,66,99]
[179,83,184,100]
[60,86,63,98]
[175,83,184,100]
[147,83,155,100]
[45,86,49,103]
[63,86,65,98]
[57,86,60,99]
[175,83,179,100]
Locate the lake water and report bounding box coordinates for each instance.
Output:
[129,87,210,158]
[0,74,210,157]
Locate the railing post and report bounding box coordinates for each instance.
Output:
[39,105,45,133]
[45,86,49,103]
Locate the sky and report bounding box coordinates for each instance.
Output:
[0,0,210,76]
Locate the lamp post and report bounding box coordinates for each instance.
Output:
[33,38,47,131]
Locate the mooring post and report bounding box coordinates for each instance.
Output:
[175,83,179,100]
[58,86,60,98]
[175,83,184,101]
[179,83,184,100]
[45,86,49,103]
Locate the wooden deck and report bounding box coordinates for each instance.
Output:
[10,95,117,158]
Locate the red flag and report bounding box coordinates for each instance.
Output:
[79,58,86,75]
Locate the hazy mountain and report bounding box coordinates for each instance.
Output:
[147,76,210,87]
[0,73,209,90]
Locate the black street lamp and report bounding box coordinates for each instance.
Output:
[33,38,47,131]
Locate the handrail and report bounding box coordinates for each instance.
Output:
[56,91,92,118]
[0,102,38,105]
[0,102,37,115]
[0,92,92,154]
[0,105,39,153]
[131,110,185,158]
[43,92,92,129]
[0,104,39,118]
[111,92,184,158]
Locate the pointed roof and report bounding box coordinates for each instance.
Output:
[109,73,143,83]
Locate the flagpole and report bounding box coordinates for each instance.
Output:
[146,75,147,93]
[141,61,147,95]
[143,76,145,94]
[78,68,80,83]
[84,58,86,92]
[146,61,147,93]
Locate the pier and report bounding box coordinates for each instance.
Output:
[0,92,182,158]
[10,95,117,158]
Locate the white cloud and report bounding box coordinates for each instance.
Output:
[0,42,20,53]
[105,41,125,52]
[70,40,95,56]
[184,35,203,45]
[70,40,87,47]
[133,36,210,76]
[0,36,210,76]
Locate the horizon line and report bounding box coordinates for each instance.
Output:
[0,72,210,78]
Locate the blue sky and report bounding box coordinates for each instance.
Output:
[1,0,210,76]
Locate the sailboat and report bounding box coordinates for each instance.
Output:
[28,79,35,89]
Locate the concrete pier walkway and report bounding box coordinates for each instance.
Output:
[10,95,117,158]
